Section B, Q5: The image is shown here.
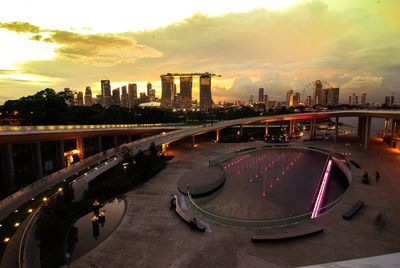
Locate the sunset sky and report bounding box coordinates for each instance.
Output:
[0,0,399,104]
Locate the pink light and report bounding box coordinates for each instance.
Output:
[311,159,333,219]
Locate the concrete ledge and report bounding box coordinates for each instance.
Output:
[177,166,225,197]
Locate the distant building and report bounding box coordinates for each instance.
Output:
[161,75,175,108]
[76,91,84,106]
[293,92,301,106]
[327,88,339,106]
[63,88,74,106]
[258,88,264,103]
[180,76,193,109]
[148,89,156,102]
[101,80,112,107]
[249,95,254,105]
[361,93,367,106]
[350,93,358,106]
[267,100,278,108]
[96,94,103,104]
[199,74,213,110]
[313,80,322,105]
[305,95,312,106]
[84,86,93,106]
[264,94,269,107]
[112,88,120,106]
[121,86,128,108]
[286,90,294,107]
[385,95,395,106]
[147,82,152,97]
[128,83,137,108]
[139,92,148,103]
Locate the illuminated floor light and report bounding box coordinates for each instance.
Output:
[28,209,33,213]
[3,238,10,243]
[311,159,333,219]
[14,222,20,227]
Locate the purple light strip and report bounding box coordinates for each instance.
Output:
[311,159,333,219]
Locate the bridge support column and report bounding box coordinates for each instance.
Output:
[334,117,339,143]
[216,129,220,142]
[31,142,43,179]
[0,144,15,193]
[392,119,398,139]
[97,136,103,152]
[240,124,244,137]
[358,117,366,143]
[76,136,84,160]
[309,118,317,140]
[383,118,389,136]
[55,140,65,169]
[265,122,269,138]
[364,117,371,149]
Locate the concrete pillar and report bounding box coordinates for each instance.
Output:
[383,118,389,136]
[0,144,15,192]
[76,136,84,159]
[392,120,397,138]
[364,117,371,148]
[31,142,43,179]
[240,124,244,137]
[55,140,65,169]
[216,129,220,142]
[97,136,103,152]
[192,135,196,147]
[334,117,339,143]
[265,122,269,137]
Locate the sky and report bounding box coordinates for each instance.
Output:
[0,0,399,104]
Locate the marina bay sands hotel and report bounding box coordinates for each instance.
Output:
[160,72,220,110]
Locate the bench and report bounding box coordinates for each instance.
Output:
[342,200,364,220]
[251,226,324,242]
[172,194,206,232]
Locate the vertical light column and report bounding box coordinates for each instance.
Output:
[216,129,220,142]
[265,122,269,137]
[76,136,84,160]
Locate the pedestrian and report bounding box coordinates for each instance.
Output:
[376,171,380,182]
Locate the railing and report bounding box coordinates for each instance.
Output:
[187,188,347,229]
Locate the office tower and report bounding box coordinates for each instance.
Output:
[327,88,340,106]
[313,80,322,105]
[121,86,128,108]
[249,95,254,105]
[355,94,359,106]
[112,88,121,106]
[148,89,156,101]
[147,82,152,97]
[267,100,277,108]
[180,76,193,109]
[305,96,312,106]
[385,95,395,106]
[139,92,148,103]
[161,75,175,108]
[128,83,137,108]
[349,95,352,105]
[350,93,357,105]
[361,93,367,106]
[286,90,294,107]
[84,86,93,106]
[96,94,103,104]
[101,80,112,107]
[317,88,329,106]
[293,92,301,106]
[76,91,84,106]
[199,74,212,110]
[63,88,75,106]
[264,94,269,107]
[258,88,264,103]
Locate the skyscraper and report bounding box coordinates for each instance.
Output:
[148,89,156,101]
[112,88,121,106]
[327,88,339,106]
[180,76,193,109]
[313,80,322,105]
[147,82,152,97]
[305,96,312,106]
[161,75,175,108]
[293,92,301,106]
[128,83,137,108]
[258,88,264,103]
[76,91,84,106]
[361,93,367,106]
[385,95,395,106]
[199,74,212,110]
[286,90,294,107]
[101,80,112,107]
[264,94,269,107]
[84,86,93,106]
[121,86,128,107]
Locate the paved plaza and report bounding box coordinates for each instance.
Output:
[70,137,400,267]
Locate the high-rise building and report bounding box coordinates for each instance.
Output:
[148,89,156,101]
[264,94,269,107]
[348,95,352,105]
[147,82,152,97]
[76,91,84,106]
[286,90,294,107]
[101,80,112,107]
[258,88,264,103]
[361,93,367,106]
[293,92,301,106]
[180,76,193,109]
[327,88,339,106]
[139,92,148,103]
[200,74,212,110]
[84,86,93,106]
[128,83,137,108]
[112,88,121,106]
[161,75,175,108]
[305,95,312,106]
[121,86,128,108]
[385,95,395,106]
[96,94,103,104]
[63,88,75,106]
[313,80,322,105]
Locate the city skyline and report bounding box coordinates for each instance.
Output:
[0,0,399,104]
